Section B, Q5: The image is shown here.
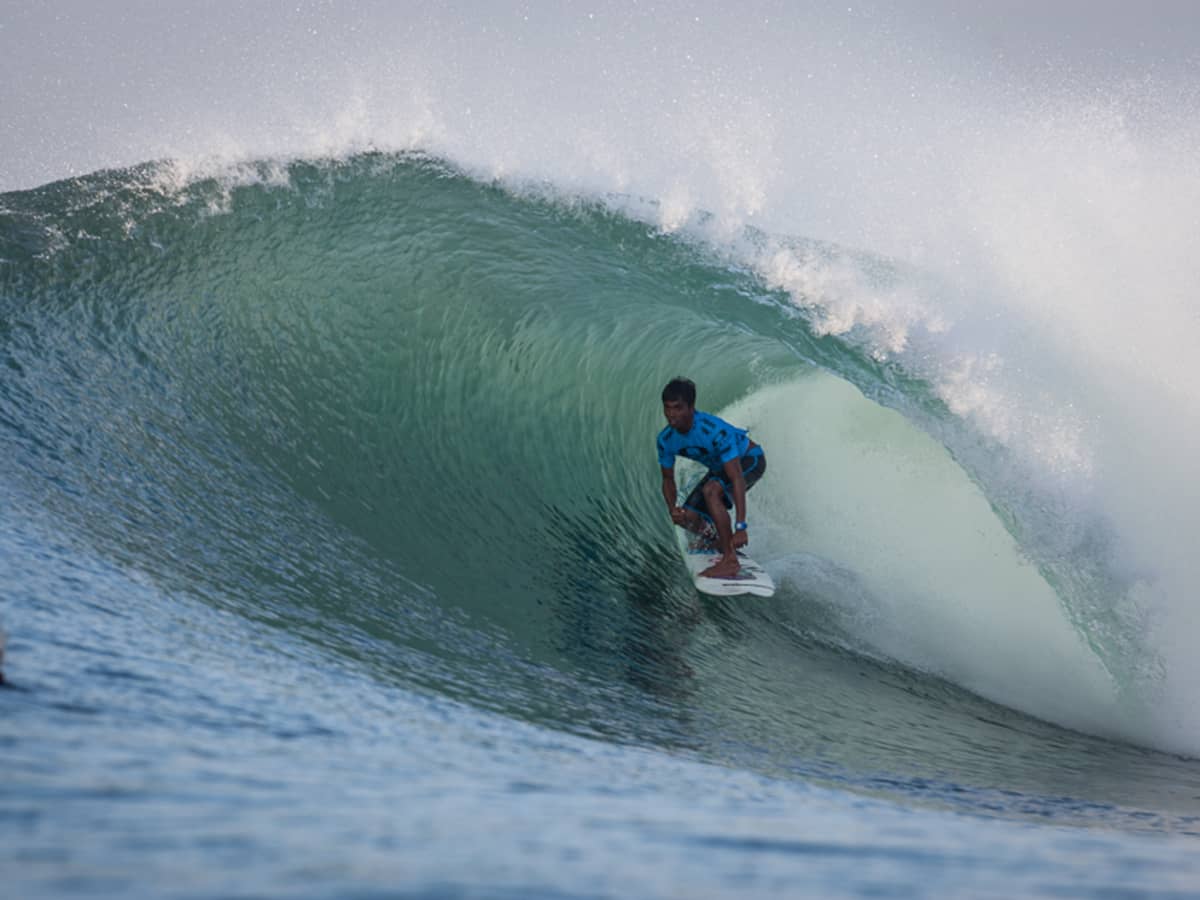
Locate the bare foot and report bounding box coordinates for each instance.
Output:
[700,557,741,579]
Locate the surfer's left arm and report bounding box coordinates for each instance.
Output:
[722,458,749,548]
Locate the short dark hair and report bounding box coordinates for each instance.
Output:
[661,377,696,406]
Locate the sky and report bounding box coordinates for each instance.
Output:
[2,1,1198,192]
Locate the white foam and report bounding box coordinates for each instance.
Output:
[726,377,1127,742]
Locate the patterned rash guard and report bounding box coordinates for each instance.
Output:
[656,411,752,472]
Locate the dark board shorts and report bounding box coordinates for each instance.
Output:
[682,449,766,523]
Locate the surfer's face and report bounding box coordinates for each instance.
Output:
[663,399,694,433]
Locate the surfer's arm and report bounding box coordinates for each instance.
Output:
[661,466,678,509]
[662,466,688,525]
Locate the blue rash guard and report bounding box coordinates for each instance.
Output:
[657,411,766,523]
[657,411,751,471]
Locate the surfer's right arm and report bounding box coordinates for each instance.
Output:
[662,466,686,525]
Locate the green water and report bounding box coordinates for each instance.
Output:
[4,154,1200,898]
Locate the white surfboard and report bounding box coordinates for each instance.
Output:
[677,532,776,597]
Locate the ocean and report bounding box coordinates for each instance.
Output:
[4,4,1200,898]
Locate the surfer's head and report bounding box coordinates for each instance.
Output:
[661,377,696,432]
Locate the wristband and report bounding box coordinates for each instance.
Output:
[735,521,748,532]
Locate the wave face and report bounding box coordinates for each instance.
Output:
[6,4,1200,764]
[2,150,1199,784]
[7,14,1200,895]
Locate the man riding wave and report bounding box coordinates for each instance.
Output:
[657,377,766,579]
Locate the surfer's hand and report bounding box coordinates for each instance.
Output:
[733,530,749,549]
[669,506,688,526]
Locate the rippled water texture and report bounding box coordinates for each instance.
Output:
[7,3,1200,894]
[4,154,1200,897]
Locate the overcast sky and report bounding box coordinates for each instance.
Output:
[2,1,1197,191]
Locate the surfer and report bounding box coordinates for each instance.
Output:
[657,377,766,579]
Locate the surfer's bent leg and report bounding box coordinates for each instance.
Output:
[697,482,740,579]
[680,483,719,544]
[697,452,766,578]
[701,479,737,567]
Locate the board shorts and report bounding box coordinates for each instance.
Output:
[682,448,766,524]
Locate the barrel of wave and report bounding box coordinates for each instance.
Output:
[722,373,1122,740]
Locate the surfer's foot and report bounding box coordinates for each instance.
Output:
[700,556,741,579]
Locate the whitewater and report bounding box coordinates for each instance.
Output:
[4,2,1200,897]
